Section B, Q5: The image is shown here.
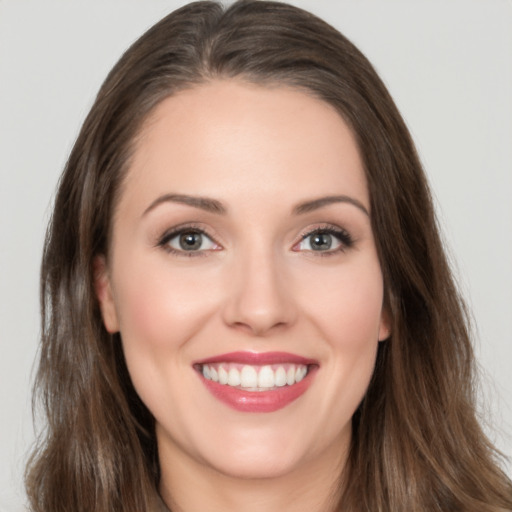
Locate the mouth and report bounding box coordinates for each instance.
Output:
[196,362,309,391]
[193,351,318,413]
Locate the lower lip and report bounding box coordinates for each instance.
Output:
[199,367,317,413]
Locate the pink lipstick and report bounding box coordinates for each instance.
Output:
[194,351,318,413]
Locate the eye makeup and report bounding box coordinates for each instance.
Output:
[156,223,222,257]
[155,219,354,259]
[292,224,354,256]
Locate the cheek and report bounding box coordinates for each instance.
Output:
[111,258,223,423]
[112,257,221,359]
[303,261,383,424]
[301,258,385,349]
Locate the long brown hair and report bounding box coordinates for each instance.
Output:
[26,1,512,511]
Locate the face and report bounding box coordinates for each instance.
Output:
[96,80,390,483]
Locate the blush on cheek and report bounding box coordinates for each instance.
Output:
[313,284,383,346]
[116,265,221,353]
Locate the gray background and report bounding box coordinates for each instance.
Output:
[1,1,511,509]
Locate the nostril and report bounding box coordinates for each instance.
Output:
[220,260,298,335]
[230,319,289,336]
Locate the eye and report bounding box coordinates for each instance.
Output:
[159,228,220,254]
[294,227,353,254]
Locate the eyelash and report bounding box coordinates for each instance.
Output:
[157,223,219,258]
[157,223,354,257]
[295,225,354,257]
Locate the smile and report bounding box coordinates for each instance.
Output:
[201,362,309,390]
[194,352,318,412]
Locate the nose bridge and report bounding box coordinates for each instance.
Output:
[223,237,296,335]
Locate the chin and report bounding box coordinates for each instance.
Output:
[193,422,330,481]
[206,449,303,480]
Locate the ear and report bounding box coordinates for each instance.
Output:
[93,255,119,333]
[378,308,391,342]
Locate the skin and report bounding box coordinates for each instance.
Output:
[96,80,390,512]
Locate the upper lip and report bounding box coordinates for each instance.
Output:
[194,351,318,366]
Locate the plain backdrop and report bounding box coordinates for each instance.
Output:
[1,0,511,509]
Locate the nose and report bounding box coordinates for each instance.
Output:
[221,247,297,336]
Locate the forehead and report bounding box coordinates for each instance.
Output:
[119,80,368,215]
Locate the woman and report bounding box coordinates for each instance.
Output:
[25,1,512,511]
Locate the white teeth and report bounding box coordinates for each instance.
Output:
[295,366,307,382]
[218,366,228,385]
[258,365,275,388]
[201,362,310,390]
[228,368,241,386]
[275,366,287,387]
[286,366,295,385]
[240,365,258,387]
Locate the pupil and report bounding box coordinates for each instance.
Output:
[179,232,202,250]
[311,233,331,250]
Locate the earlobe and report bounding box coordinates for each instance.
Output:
[93,255,120,333]
[378,309,391,342]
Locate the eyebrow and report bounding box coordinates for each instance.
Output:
[142,193,369,218]
[293,195,369,216]
[142,194,227,216]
